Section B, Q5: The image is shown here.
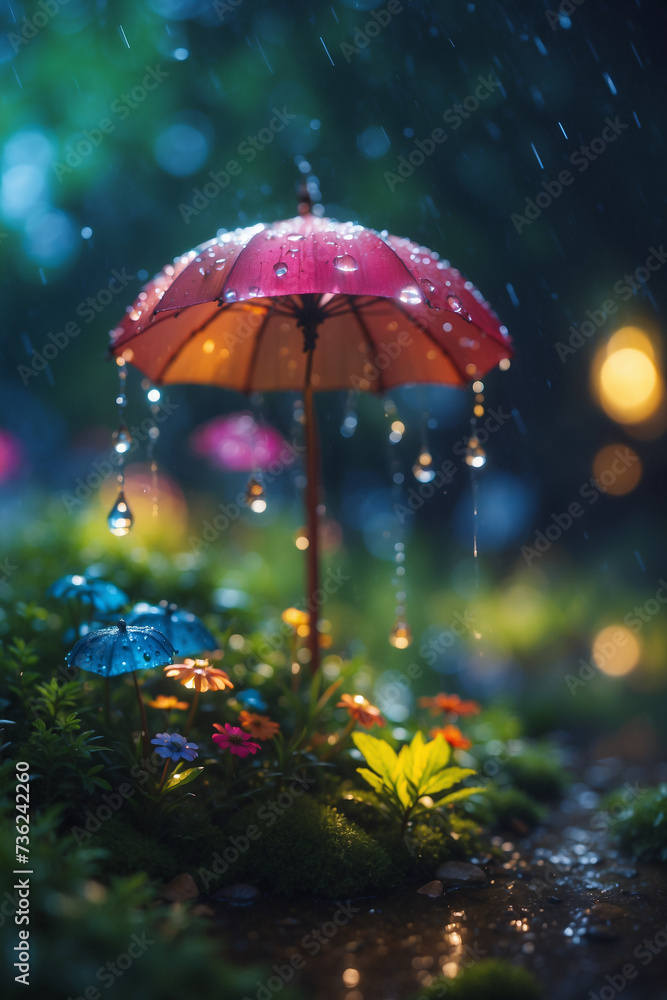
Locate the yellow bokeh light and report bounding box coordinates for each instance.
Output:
[592,625,641,676]
[593,327,664,425]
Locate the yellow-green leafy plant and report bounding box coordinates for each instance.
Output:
[353,731,484,836]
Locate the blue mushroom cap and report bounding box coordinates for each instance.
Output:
[48,574,129,614]
[236,689,268,712]
[126,601,216,657]
[67,620,176,678]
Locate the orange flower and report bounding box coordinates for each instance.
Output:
[337,693,385,729]
[164,658,234,693]
[430,724,472,750]
[418,693,480,717]
[239,710,280,740]
[147,694,189,711]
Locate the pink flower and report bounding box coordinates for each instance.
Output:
[212,723,261,758]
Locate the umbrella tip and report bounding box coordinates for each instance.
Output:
[297,181,312,216]
[117,619,127,633]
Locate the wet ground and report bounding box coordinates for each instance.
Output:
[203,772,667,1000]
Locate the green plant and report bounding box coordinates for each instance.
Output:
[353,731,483,836]
[23,711,110,805]
[503,745,569,801]
[610,783,667,862]
[420,958,541,999]
[468,784,545,832]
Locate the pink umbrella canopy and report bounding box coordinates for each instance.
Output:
[110,200,512,673]
[191,412,287,472]
[110,212,511,392]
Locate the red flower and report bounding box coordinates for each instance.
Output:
[430,724,472,750]
[337,693,385,729]
[212,723,261,757]
[418,693,480,717]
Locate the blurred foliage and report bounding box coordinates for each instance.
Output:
[419,958,541,999]
[609,783,667,863]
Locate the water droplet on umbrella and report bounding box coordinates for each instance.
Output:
[447,294,463,312]
[273,262,288,277]
[224,289,237,302]
[287,233,304,241]
[420,278,435,293]
[333,254,359,272]
[144,651,152,661]
[248,287,260,297]
[399,284,422,305]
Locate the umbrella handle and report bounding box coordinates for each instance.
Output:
[304,347,321,676]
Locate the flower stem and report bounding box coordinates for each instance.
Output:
[132,670,150,759]
[157,760,170,795]
[185,687,200,737]
[321,717,356,761]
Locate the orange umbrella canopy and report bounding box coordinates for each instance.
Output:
[109,212,512,392]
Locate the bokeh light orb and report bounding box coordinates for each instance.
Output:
[593,327,664,425]
[191,413,287,471]
[0,429,22,482]
[592,444,642,496]
[592,624,641,676]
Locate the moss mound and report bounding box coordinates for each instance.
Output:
[420,959,541,999]
[470,784,545,832]
[610,783,667,862]
[93,816,182,882]
[216,794,395,897]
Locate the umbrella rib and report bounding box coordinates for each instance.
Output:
[392,300,469,385]
[348,297,386,395]
[242,305,274,394]
[154,307,228,383]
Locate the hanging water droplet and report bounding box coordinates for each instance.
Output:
[245,475,266,513]
[224,288,237,302]
[399,284,422,305]
[273,262,288,276]
[112,425,132,454]
[107,490,133,536]
[465,437,487,468]
[333,254,359,272]
[447,294,463,313]
[115,393,127,407]
[340,412,358,438]
[413,451,436,483]
[389,619,413,649]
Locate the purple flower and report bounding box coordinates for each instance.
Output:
[151,732,199,762]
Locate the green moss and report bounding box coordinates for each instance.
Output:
[93,816,182,882]
[470,784,545,832]
[504,745,569,800]
[420,959,541,999]
[610,783,667,862]
[331,788,391,832]
[394,813,483,877]
[217,794,395,896]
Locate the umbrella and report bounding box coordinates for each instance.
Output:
[48,574,129,614]
[67,619,175,755]
[125,600,217,656]
[109,190,512,674]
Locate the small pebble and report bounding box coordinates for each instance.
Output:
[159,873,199,903]
[417,880,444,898]
[435,861,486,885]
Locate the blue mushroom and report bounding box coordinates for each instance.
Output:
[48,574,129,615]
[126,600,216,657]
